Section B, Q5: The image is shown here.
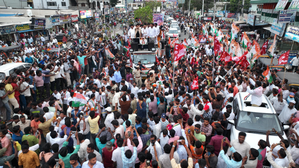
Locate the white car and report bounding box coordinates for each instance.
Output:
[229,92,288,149]
[166,28,180,38]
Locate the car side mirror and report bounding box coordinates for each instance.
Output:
[228,120,235,125]
[283,125,289,131]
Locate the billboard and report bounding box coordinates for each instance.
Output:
[285,25,299,43]
[153,13,164,26]
[275,0,288,10]
[289,0,299,10]
[80,10,93,19]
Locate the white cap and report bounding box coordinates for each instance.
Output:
[105,107,112,112]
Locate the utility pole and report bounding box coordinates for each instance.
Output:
[242,0,244,17]
[202,0,204,16]
[188,0,191,16]
[213,0,216,20]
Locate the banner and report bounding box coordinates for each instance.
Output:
[15,24,30,32]
[278,10,294,23]
[285,25,299,43]
[289,0,299,10]
[51,16,60,26]
[153,13,164,26]
[60,15,70,24]
[34,19,45,30]
[275,0,288,10]
[270,19,287,37]
[80,10,92,19]
[0,25,15,35]
[71,15,78,22]
[247,14,255,26]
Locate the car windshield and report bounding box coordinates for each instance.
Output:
[236,111,282,134]
[171,23,178,27]
[168,30,178,34]
[133,54,155,64]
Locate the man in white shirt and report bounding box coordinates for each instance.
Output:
[82,153,104,168]
[112,120,124,138]
[227,132,250,158]
[146,135,162,161]
[49,131,68,149]
[279,100,297,124]
[290,54,299,72]
[128,25,135,39]
[246,80,263,106]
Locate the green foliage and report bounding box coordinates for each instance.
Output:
[226,0,250,13]
[110,0,117,7]
[134,6,153,24]
[181,0,213,13]
[144,1,161,11]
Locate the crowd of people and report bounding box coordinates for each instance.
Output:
[0,12,298,168]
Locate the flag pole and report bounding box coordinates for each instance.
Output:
[216,63,237,86]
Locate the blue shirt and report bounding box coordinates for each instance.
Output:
[114,71,122,83]
[77,56,86,67]
[95,138,115,155]
[177,144,188,161]
[12,131,23,144]
[121,146,137,168]
[219,147,242,168]
[71,163,81,168]
[25,57,33,63]
[42,70,50,84]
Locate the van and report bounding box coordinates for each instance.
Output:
[0,63,32,82]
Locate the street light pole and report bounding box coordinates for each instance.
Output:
[202,0,204,16]
[242,0,244,17]
[213,0,216,20]
[188,0,191,16]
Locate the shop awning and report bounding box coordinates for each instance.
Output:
[263,26,271,31]
[233,21,246,24]
[17,29,34,33]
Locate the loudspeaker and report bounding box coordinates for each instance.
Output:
[148,42,154,51]
[131,42,138,51]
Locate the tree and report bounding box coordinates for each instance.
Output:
[181,0,213,13]
[110,0,117,7]
[144,1,161,11]
[134,6,153,24]
[226,0,250,13]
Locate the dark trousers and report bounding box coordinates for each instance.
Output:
[37,86,44,100]
[45,83,50,98]
[292,66,298,72]
[56,78,62,92]
[50,81,56,92]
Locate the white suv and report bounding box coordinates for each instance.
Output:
[229,92,287,149]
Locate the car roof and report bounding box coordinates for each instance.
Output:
[169,28,178,30]
[235,92,276,114]
[0,63,31,72]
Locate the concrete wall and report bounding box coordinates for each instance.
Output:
[0,0,27,8]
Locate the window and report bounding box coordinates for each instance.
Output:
[47,1,57,6]
[61,2,66,6]
[81,3,85,6]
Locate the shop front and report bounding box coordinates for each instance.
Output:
[0,25,16,45]
[15,24,34,42]
[32,18,49,42]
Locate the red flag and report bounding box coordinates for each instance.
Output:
[214,37,221,55]
[191,77,199,90]
[156,55,160,65]
[278,50,290,65]
[260,40,268,55]
[190,57,195,65]
[236,52,250,69]
[128,39,131,48]
[174,43,186,61]
[220,51,232,64]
